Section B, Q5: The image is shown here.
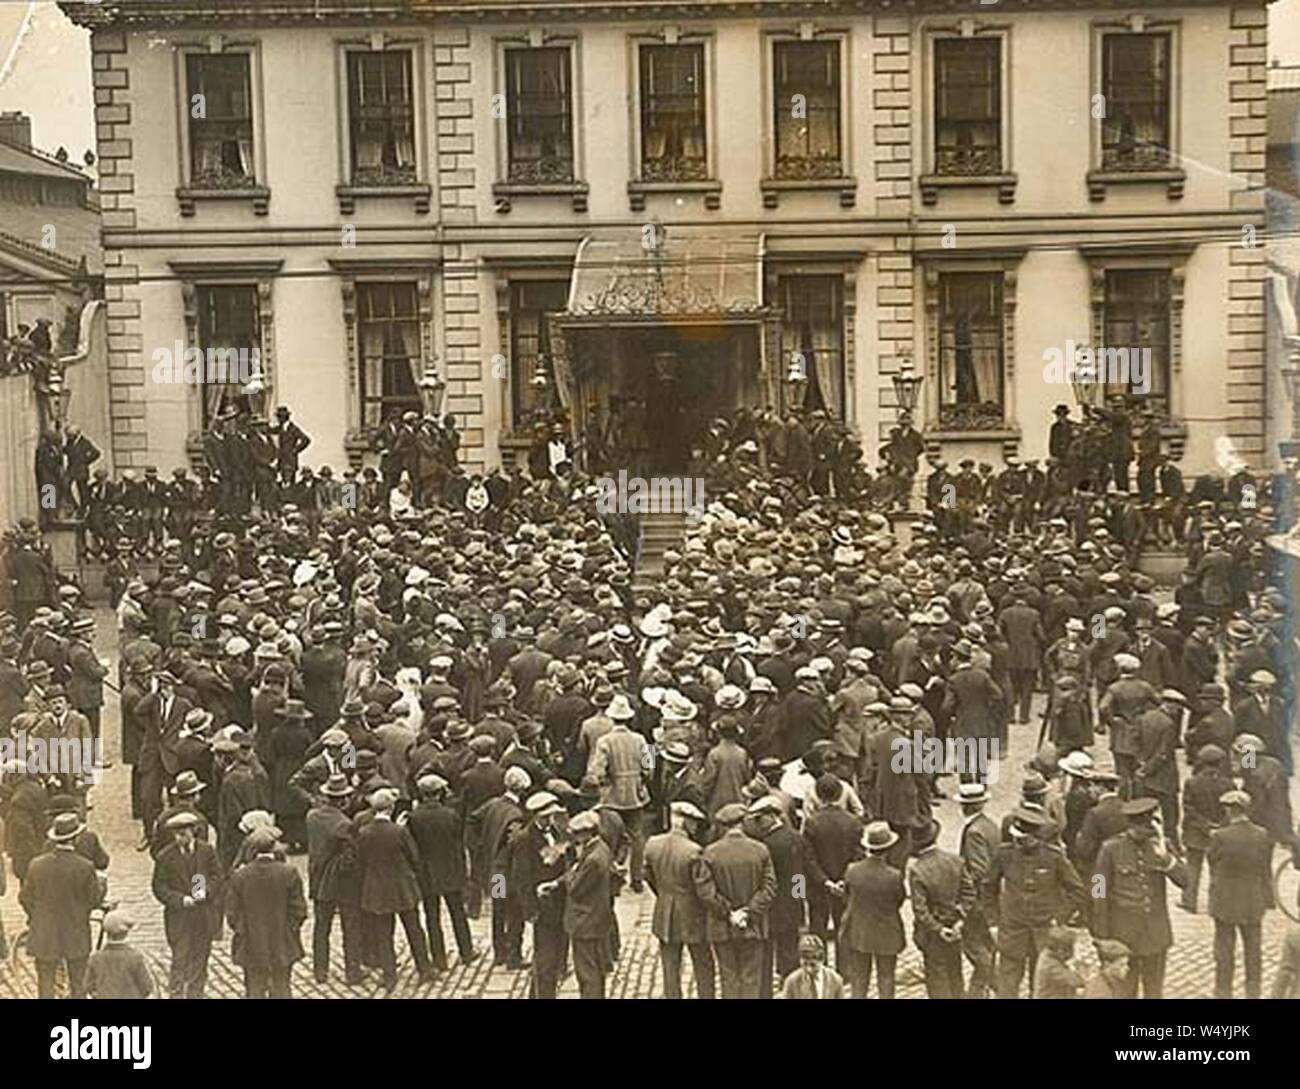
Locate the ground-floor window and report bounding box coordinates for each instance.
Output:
[197,283,259,428]
[936,270,1004,429]
[510,279,569,427]
[1102,268,1171,403]
[357,281,421,429]
[779,275,844,418]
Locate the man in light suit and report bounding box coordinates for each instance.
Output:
[585,694,650,890]
[694,803,776,999]
[644,801,714,999]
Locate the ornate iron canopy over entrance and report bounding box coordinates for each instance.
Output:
[566,230,766,320]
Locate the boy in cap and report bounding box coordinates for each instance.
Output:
[779,934,846,999]
[1084,939,1131,998]
[1178,744,1231,913]
[85,912,153,999]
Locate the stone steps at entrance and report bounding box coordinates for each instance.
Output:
[634,510,688,592]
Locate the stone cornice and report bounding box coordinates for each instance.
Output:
[60,0,1267,31]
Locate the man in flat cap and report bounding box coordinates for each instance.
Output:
[1207,789,1273,998]
[226,826,308,998]
[1092,797,1187,998]
[561,808,615,998]
[746,794,804,995]
[407,774,478,971]
[1232,670,1289,772]
[514,791,571,998]
[694,802,776,999]
[1098,655,1158,799]
[644,800,714,999]
[19,811,101,998]
[151,811,223,998]
[356,788,435,989]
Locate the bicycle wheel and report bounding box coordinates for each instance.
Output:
[1276,855,1300,924]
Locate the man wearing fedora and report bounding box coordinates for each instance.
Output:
[957,782,999,998]
[838,820,905,999]
[19,810,101,997]
[694,802,776,999]
[217,729,272,870]
[66,614,107,741]
[746,794,804,994]
[585,693,651,891]
[151,811,223,998]
[645,800,714,998]
[306,773,363,984]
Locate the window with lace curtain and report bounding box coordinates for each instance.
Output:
[357,282,421,428]
[505,48,574,183]
[1103,269,1170,401]
[197,285,259,430]
[933,38,1001,176]
[186,54,254,188]
[779,276,844,419]
[347,51,417,187]
[1101,33,1171,170]
[773,40,842,180]
[639,44,708,182]
[937,272,1004,430]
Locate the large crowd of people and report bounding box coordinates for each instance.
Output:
[1,398,1298,1001]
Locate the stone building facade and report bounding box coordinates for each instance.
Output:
[60,0,1269,478]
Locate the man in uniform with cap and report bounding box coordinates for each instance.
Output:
[357,787,435,988]
[1092,796,1187,998]
[558,808,614,998]
[19,811,101,998]
[151,811,223,998]
[1207,789,1273,998]
[226,826,308,998]
[407,773,478,970]
[306,773,363,984]
[988,808,1087,997]
[694,802,776,999]
[645,800,714,999]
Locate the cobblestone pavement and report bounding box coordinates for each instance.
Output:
[1,610,1297,999]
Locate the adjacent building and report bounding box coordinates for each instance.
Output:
[60,0,1270,479]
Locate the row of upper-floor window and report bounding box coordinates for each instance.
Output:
[175,26,1180,202]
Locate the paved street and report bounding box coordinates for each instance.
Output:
[1,610,1297,1000]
